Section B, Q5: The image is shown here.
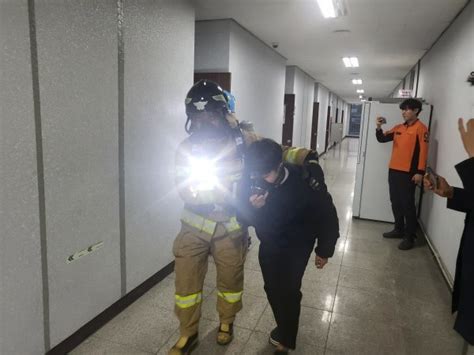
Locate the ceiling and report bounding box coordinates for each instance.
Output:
[194,0,468,102]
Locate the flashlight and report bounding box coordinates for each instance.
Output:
[188,157,218,191]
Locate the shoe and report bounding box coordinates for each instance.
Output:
[169,333,198,355]
[398,235,415,250]
[274,344,290,354]
[269,327,281,347]
[216,323,233,345]
[383,229,404,239]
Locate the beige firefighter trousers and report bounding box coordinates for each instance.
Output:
[173,222,248,336]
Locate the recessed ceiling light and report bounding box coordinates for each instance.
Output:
[317,0,348,18]
[317,0,336,18]
[356,89,364,93]
[343,57,359,68]
[342,57,352,67]
[359,95,363,99]
[352,79,362,85]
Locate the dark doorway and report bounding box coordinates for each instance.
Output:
[194,72,231,91]
[335,108,339,123]
[325,106,331,152]
[310,102,319,150]
[341,109,344,124]
[282,94,295,146]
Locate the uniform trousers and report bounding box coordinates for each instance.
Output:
[388,169,417,235]
[258,240,314,349]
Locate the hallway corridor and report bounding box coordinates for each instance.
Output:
[72,138,464,354]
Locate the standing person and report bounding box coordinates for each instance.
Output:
[169,80,323,354]
[375,98,429,250]
[243,139,339,354]
[424,118,474,346]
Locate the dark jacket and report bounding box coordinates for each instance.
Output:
[446,157,474,345]
[242,164,339,258]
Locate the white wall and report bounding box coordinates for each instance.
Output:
[1,1,45,353]
[194,20,230,72]
[124,1,194,293]
[285,66,315,147]
[0,0,195,351]
[416,1,473,280]
[229,21,287,142]
[194,19,287,143]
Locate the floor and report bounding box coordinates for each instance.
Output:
[71,138,465,355]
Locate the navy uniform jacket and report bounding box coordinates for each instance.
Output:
[447,157,474,345]
[242,164,339,258]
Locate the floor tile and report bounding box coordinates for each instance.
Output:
[326,312,406,354]
[70,336,153,354]
[338,265,397,296]
[93,302,178,353]
[333,285,400,323]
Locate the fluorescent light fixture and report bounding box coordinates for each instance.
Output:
[317,0,336,18]
[352,79,362,85]
[343,57,359,68]
[342,57,352,67]
[356,89,364,93]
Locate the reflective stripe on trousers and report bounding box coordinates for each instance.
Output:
[217,290,243,304]
[175,292,202,309]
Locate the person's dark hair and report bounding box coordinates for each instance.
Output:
[399,98,422,116]
[246,139,282,176]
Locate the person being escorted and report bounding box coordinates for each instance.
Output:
[375,98,429,250]
[424,118,474,346]
[242,139,339,354]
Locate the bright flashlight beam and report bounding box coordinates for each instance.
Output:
[189,158,218,191]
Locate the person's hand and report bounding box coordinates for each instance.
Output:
[424,174,454,198]
[249,192,268,209]
[376,116,385,129]
[411,173,423,185]
[423,174,434,190]
[458,118,474,158]
[315,255,328,269]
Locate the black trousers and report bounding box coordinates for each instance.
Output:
[258,241,314,349]
[388,169,417,235]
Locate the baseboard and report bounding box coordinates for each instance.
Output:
[418,220,454,290]
[47,261,175,355]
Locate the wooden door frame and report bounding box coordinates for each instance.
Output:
[193,72,231,91]
[325,106,332,152]
[310,102,320,150]
[282,94,295,146]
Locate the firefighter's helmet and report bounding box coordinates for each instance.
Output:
[185,80,228,117]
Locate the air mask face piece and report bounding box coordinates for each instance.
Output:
[190,110,229,140]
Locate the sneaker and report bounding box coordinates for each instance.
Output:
[383,229,404,239]
[398,235,415,250]
[274,344,290,354]
[169,333,198,355]
[269,327,281,347]
[216,323,233,345]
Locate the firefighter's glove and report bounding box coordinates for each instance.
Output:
[303,160,325,191]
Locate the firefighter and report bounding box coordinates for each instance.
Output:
[376,98,429,250]
[169,80,323,354]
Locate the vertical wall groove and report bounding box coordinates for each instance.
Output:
[27,0,50,351]
[117,0,126,296]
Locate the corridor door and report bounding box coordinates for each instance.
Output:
[311,102,319,150]
[282,94,295,146]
